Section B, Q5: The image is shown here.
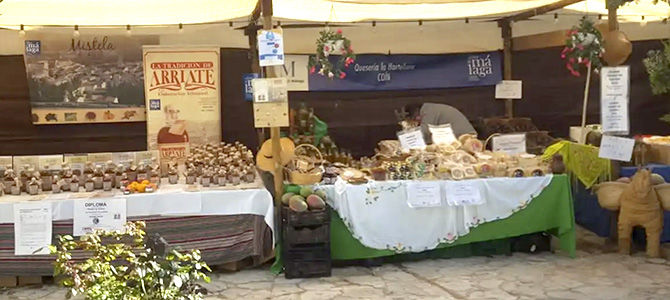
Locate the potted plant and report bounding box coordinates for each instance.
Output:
[643,41,670,122]
[48,221,211,300]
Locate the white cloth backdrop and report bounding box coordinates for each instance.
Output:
[321,175,553,252]
[0,183,274,233]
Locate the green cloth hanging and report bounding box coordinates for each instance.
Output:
[312,116,328,146]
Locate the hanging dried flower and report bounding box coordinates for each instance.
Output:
[309,28,356,80]
[562,17,605,77]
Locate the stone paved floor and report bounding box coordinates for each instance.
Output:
[3,227,670,300]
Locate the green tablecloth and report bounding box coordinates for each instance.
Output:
[272,174,575,273]
[330,174,575,260]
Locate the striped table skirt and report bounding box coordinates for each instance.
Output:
[0,214,273,276]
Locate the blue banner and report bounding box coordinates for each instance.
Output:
[243,73,260,101]
[308,52,502,91]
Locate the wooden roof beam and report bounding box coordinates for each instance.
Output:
[502,0,585,24]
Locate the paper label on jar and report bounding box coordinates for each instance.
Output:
[158,142,190,174]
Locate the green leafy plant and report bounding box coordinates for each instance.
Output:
[644,41,670,122]
[49,221,211,300]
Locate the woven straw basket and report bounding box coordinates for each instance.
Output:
[288,144,323,185]
[654,183,670,211]
[593,182,627,211]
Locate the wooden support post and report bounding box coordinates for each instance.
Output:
[247,27,266,150]
[500,19,514,118]
[260,0,284,207]
[607,2,620,243]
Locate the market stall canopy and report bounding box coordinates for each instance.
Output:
[0,0,256,26]
[0,0,667,55]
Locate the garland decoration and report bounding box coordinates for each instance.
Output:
[561,17,604,77]
[309,28,356,79]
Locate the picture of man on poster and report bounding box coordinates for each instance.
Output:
[157,104,189,144]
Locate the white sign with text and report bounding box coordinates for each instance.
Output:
[495,80,523,99]
[14,202,52,256]
[406,181,443,208]
[397,127,427,151]
[73,198,127,236]
[598,135,635,162]
[491,133,527,155]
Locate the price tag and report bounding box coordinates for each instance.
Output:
[428,124,457,145]
[397,127,426,151]
[491,133,526,155]
[495,80,522,99]
[446,181,484,206]
[598,135,635,162]
[406,181,442,208]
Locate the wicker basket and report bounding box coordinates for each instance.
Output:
[654,183,670,211]
[288,144,323,185]
[593,182,627,211]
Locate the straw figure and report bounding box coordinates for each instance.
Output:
[618,168,663,258]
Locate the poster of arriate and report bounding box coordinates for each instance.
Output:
[143,46,221,173]
[23,33,158,124]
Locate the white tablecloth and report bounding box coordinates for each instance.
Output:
[0,180,274,233]
[320,175,553,253]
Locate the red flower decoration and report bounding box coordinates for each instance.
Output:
[309,66,316,74]
[337,29,342,34]
[339,72,346,79]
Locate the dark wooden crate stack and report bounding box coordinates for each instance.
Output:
[282,206,331,279]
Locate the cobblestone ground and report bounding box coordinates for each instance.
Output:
[4,227,670,300]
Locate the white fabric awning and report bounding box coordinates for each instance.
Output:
[0,0,256,26]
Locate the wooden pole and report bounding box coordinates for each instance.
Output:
[580,63,592,128]
[247,28,266,151]
[500,19,514,118]
[260,0,284,207]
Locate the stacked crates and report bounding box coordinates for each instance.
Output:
[282,206,332,279]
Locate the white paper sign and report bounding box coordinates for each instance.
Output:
[406,181,442,208]
[495,80,522,99]
[0,156,12,174]
[38,155,64,171]
[112,152,136,167]
[73,198,127,236]
[601,66,629,98]
[258,30,284,67]
[492,133,526,155]
[14,202,52,256]
[252,78,287,103]
[397,128,426,151]
[13,156,39,172]
[428,124,457,145]
[598,135,635,162]
[446,181,484,206]
[601,96,629,134]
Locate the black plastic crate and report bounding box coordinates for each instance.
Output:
[283,245,330,261]
[284,259,331,279]
[283,224,330,246]
[282,206,331,227]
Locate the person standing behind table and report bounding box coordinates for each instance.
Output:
[404,103,478,144]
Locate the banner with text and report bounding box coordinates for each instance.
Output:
[23,33,158,124]
[143,46,221,173]
[304,52,502,91]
